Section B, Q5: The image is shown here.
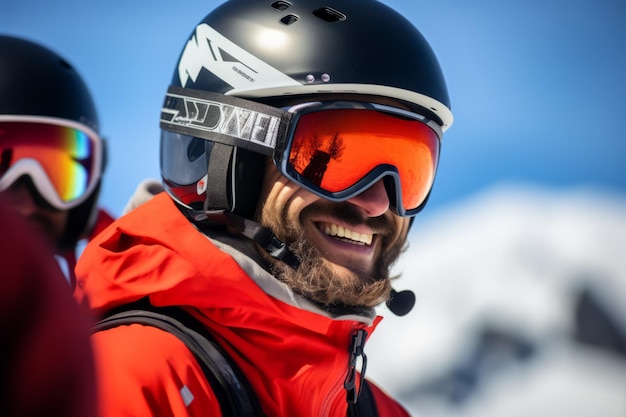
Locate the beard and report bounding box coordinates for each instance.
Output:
[258,199,408,309]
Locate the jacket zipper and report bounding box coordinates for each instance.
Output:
[344,329,368,404]
[319,328,368,417]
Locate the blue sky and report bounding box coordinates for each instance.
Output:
[2,0,625,217]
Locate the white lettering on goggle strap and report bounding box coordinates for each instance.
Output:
[177,23,300,93]
[161,91,280,150]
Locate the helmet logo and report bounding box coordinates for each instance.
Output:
[177,24,300,93]
[197,174,208,195]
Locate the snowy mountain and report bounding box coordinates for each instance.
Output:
[366,183,626,417]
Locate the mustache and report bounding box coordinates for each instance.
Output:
[299,201,395,235]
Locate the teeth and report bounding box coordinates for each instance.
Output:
[323,223,373,245]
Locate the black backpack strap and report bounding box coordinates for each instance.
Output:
[348,379,378,417]
[93,300,265,417]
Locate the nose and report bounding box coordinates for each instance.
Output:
[346,180,390,217]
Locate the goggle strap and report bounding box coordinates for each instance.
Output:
[204,142,234,212]
[161,86,292,157]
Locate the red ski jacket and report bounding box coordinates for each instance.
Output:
[75,192,410,417]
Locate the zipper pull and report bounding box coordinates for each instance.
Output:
[344,329,368,404]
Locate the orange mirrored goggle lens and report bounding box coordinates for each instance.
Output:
[285,108,440,215]
[0,121,97,205]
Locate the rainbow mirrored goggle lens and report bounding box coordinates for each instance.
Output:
[0,117,102,210]
[279,105,441,217]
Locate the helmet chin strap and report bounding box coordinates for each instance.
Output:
[194,209,302,269]
[227,212,303,269]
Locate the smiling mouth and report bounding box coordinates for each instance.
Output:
[320,222,373,246]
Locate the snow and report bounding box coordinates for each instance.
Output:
[366,182,626,417]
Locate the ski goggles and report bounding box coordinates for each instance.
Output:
[0,116,103,210]
[161,88,442,217]
[277,102,441,216]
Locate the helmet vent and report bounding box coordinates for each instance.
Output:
[271,1,291,11]
[312,7,346,23]
[280,14,300,25]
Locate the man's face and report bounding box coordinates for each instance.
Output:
[258,161,410,309]
[1,179,68,252]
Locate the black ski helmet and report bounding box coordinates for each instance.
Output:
[0,35,105,247]
[160,0,453,221]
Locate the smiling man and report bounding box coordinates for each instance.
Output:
[259,165,409,309]
[74,0,453,416]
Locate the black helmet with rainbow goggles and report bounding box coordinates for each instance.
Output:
[160,0,453,224]
[0,35,105,246]
[0,115,104,210]
[161,87,442,217]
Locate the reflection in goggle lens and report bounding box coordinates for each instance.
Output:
[286,108,439,214]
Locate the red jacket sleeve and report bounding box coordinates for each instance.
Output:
[92,324,224,417]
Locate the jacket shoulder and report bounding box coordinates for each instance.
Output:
[92,324,224,417]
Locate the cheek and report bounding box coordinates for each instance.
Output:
[279,185,318,227]
[52,211,70,237]
[387,217,410,248]
[398,218,410,238]
[261,166,318,222]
